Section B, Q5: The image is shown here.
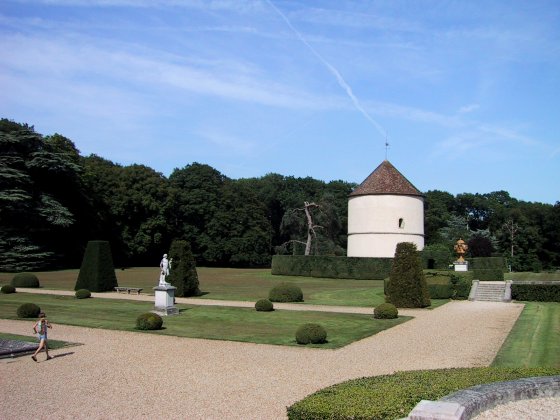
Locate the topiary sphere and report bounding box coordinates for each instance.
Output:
[75,289,92,299]
[269,283,303,303]
[11,273,40,288]
[296,323,327,345]
[17,303,41,318]
[255,298,274,312]
[374,303,399,319]
[136,312,163,330]
[1,285,16,294]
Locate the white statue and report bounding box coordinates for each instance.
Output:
[159,254,171,286]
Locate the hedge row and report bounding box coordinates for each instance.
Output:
[271,255,392,280]
[423,271,472,300]
[469,257,506,271]
[286,367,560,420]
[272,255,506,281]
[473,269,504,281]
[511,284,560,302]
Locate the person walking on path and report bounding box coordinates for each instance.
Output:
[31,311,53,362]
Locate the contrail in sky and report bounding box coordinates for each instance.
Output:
[265,0,387,139]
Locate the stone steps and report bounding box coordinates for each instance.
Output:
[469,281,511,302]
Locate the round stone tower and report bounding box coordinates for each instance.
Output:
[347,160,424,258]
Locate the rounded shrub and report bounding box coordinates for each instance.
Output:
[136,312,163,330]
[75,289,92,299]
[11,273,40,288]
[255,298,274,312]
[17,303,41,318]
[269,283,303,303]
[295,323,327,345]
[374,303,399,319]
[1,285,16,294]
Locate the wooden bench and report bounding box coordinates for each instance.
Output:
[114,287,143,295]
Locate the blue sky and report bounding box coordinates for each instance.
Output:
[1,1,559,204]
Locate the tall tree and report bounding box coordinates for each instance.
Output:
[0,119,88,270]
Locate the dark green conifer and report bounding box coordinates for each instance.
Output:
[75,240,118,292]
[167,239,200,297]
[386,242,430,308]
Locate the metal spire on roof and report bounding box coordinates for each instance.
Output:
[384,135,390,160]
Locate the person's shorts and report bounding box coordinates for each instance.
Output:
[38,334,47,341]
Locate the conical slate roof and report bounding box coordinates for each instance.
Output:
[349,160,422,197]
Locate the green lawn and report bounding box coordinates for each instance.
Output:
[0,293,411,349]
[0,267,388,307]
[492,301,560,367]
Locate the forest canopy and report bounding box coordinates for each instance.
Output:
[1,118,558,272]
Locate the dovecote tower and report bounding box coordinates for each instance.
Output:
[347,160,424,258]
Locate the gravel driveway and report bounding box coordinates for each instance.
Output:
[1,299,523,419]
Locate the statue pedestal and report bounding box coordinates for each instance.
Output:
[152,284,179,316]
[453,261,469,272]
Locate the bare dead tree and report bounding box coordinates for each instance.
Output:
[503,218,519,258]
[302,201,323,255]
[279,201,324,256]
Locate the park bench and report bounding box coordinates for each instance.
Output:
[114,287,143,295]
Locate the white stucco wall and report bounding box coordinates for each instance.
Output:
[347,194,424,258]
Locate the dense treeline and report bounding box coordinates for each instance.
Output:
[1,119,558,271]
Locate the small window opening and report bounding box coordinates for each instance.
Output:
[398,218,405,229]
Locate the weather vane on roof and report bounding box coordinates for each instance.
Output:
[384,135,390,160]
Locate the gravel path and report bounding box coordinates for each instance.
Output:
[1,298,524,419]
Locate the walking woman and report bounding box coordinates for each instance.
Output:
[32,311,53,362]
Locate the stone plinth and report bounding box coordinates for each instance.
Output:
[152,284,179,316]
[453,261,468,272]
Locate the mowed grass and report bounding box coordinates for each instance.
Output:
[492,301,560,367]
[0,293,410,349]
[0,267,387,307]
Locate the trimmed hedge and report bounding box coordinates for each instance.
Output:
[1,285,16,294]
[271,255,392,280]
[286,367,560,420]
[11,273,40,288]
[428,284,453,299]
[17,303,41,318]
[295,323,327,345]
[255,299,274,312]
[269,283,304,303]
[511,284,560,302]
[75,241,118,292]
[136,312,163,330]
[373,303,398,319]
[75,289,92,299]
[473,269,504,281]
[469,257,506,271]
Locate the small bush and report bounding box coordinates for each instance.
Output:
[11,273,40,288]
[136,312,163,330]
[374,303,398,319]
[17,303,41,318]
[296,323,327,345]
[1,285,16,294]
[269,283,304,303]
[255,299,274,312]
[75,289,92,299]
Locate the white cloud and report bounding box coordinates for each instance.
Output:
[458,104,479,114]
